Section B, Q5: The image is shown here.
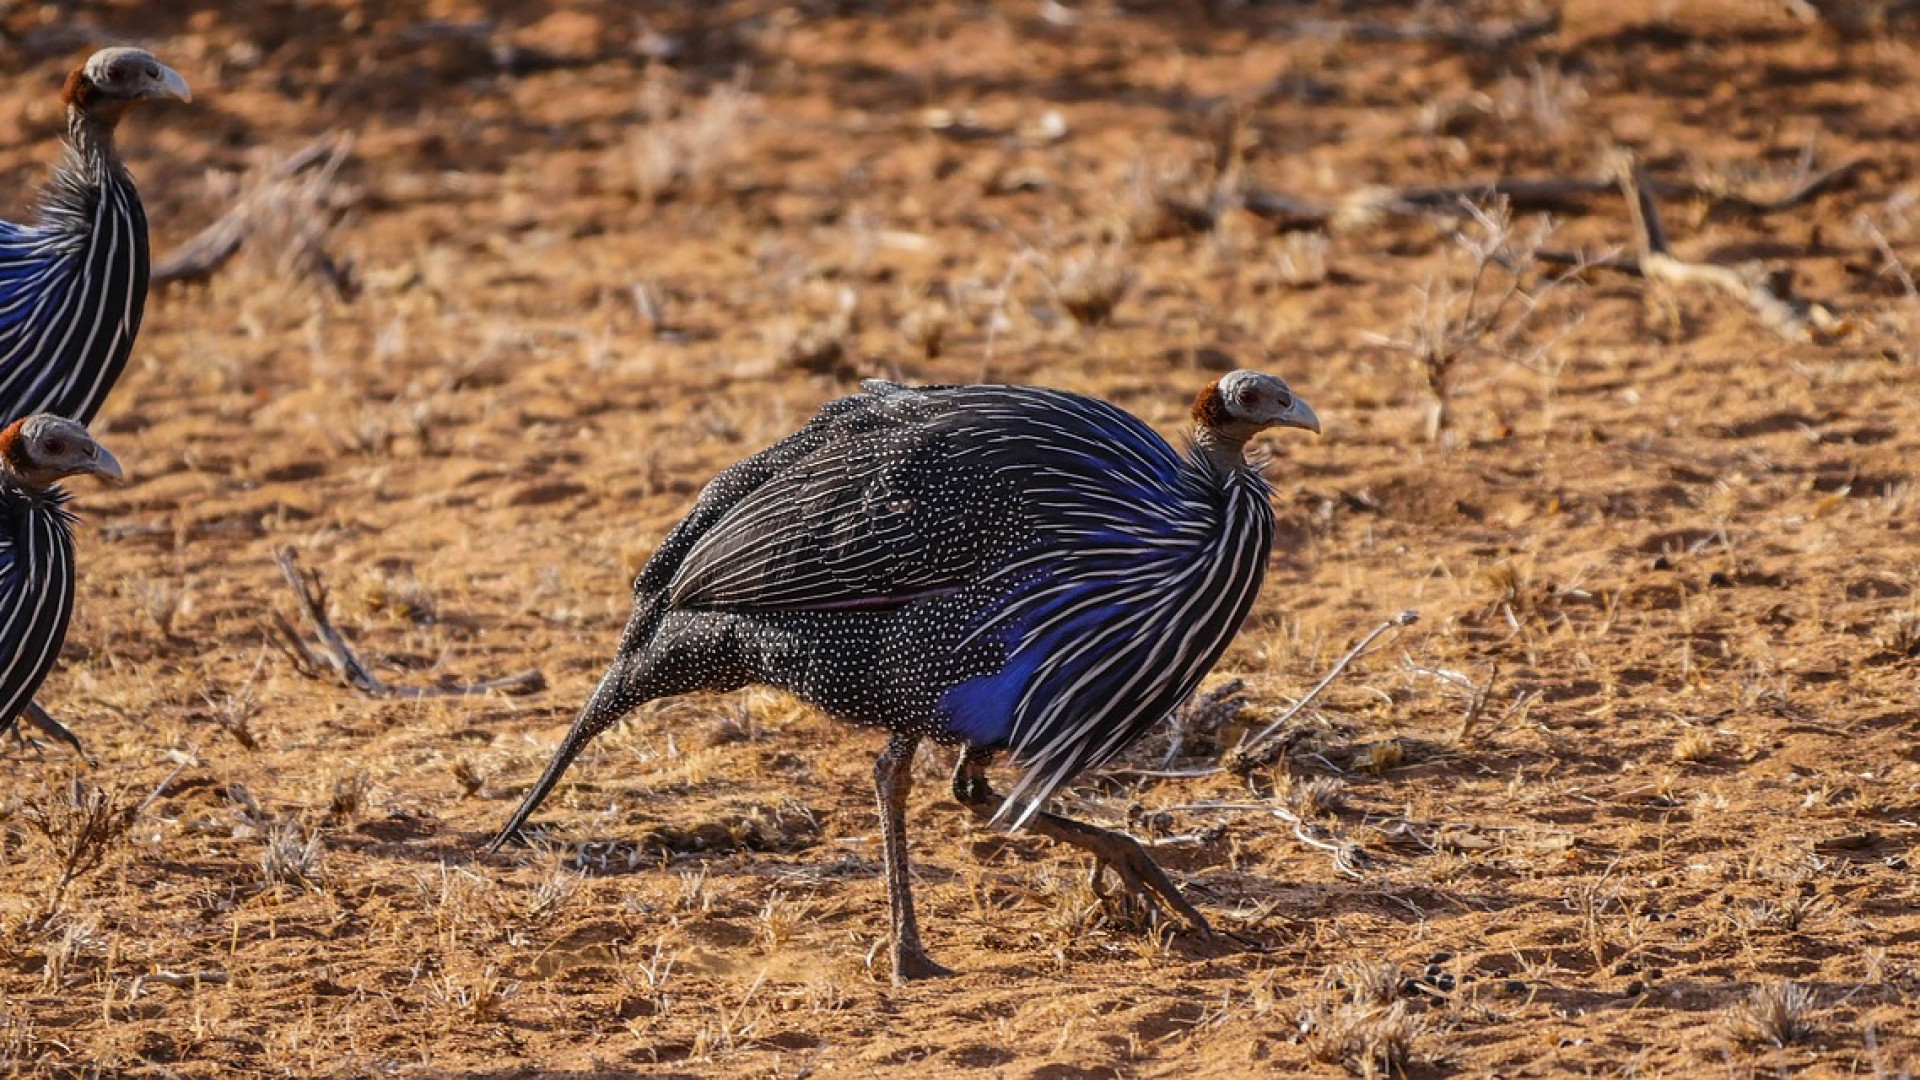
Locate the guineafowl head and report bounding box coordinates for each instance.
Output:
[1190,369,1320,473]
[63,48,191,123]
[0,416,124,491]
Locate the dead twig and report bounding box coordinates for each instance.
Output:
[1616,155,1848,343]
[1166,801,1376,879]
[270,548,544,698]
[1227,611,1420,775]
[154,134,359,300]
[129,970,229,1000]
[1289,13,1560,52]
[1240,160,1873,234]
[1106,611,1420,783]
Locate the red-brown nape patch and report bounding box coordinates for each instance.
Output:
[61,67,97,111]
[0,418,32,476]
[1191,379,1229,428]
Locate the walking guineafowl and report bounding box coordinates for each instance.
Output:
[492,370,1319,983]
[0,47,189,427]
[0,416,123,759]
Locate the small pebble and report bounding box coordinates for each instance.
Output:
[1624,980,1646,996]
[1613,961,1639,976]
[1428,951,1453,964]
[1425,963,1444,978]
[1502,979,1528,996]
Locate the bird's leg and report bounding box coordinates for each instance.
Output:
[4,702,92,764]
[951,750,1210,935]
[874,732,953,984]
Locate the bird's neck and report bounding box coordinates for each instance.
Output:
[66,106,127,178]
[0,470,62,508]
[1190,426,1251,478]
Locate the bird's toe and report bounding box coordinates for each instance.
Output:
[893,947,958,984]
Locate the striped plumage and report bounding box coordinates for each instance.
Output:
[0,415,124,758]
[0,48,190,427]
[493,370,1320,982]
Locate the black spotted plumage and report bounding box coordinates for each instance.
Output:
[493,371,1320,982]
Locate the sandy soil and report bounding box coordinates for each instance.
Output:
[2,1,1919,1076]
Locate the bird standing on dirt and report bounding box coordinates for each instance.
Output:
[0,47,190,426]
[0,415,124,759]
[492,370,1319,983]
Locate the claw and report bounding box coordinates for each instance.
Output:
[893,944,957,984]
[14,701,93,765]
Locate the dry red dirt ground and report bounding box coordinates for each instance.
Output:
[3,1,1920,1076]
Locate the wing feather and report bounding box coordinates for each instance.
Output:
[652,383,1188,615]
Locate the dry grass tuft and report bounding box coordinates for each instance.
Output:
[1324,959,1406,1008]
[1053,247,1136,328]
[1275,232,1333,289]
[37,914,100,992]
[423,961,517,1024]
[204,683,262,751]
[1364,198,1576,438]
[1671,728,1720,763]
[1284,776,1349,818]
[1300,1000,1424,1077]
[1496,59,1588,137]
[20,780,142,921]
[630,74,758,203]
[260,819,327,892]
[123,574,193,638]
[1872,608,1920,657]
[325,770,372,822]
[773,306,857,378]
[451,759,487,799]
[1358,739,1406,776]
[524,855,583,924]
[897,295,953,360]
[755,890,811,952]
[1725,981,1818,1047]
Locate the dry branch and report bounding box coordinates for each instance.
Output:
[1530,158,1850,343]
[1289,14,1560,51]
[269,548,544,699]
[154,135,359,300]
[1110,610,1420,783]
[1227,611,1421,775]
[1166,802,1376,880]
[1239,159,1872,233]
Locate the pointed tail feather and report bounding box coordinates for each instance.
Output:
[488,665,638,852]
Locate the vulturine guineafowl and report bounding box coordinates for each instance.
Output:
[492,370,1320,983]
[0,416,124,759]
[0,48,190,427]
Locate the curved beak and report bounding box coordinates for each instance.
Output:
[82,443,125,483]
[150,64,192,103]
[1278,395,1321,435]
